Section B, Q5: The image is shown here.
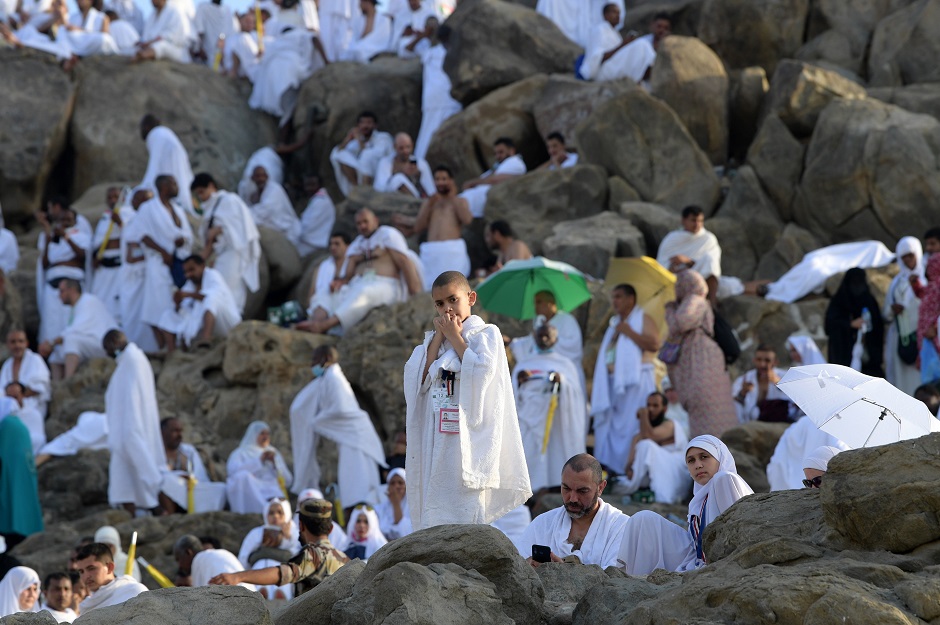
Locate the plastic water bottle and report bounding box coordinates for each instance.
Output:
[861,307,872,333]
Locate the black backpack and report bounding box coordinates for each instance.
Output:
[712,309,741,365]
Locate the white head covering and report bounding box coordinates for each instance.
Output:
[238,421,271,454]
[264,497,293,526]
[386,468,406,484]
[895,236,925,283]
[786,334,826,366]
[93,526,125,555]
[803,445,843,472]
[297,488,324,503]
[0,566,40,616]
[346,506,388,558]
[685,435,737,520]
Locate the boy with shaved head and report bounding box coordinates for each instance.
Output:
[404,271,531,529]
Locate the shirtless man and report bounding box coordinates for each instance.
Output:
[485,220,532,273]
[394,165,472,290]
[303,208,421,334]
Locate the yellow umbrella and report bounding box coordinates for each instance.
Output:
[604,257,677,332]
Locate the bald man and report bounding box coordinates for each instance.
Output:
[373,132,434,198]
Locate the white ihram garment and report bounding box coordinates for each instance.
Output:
[518,499,629,568]
[200,190,261,312]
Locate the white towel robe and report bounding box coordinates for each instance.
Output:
[297,190,336,256]
[250,181,301,248]
[192,1,237,59]
[199,190,261,312]
[141,3,192,63]
[518,499,630,568]
[590,308,655,472]
[656,227,723,280]
[0,349,51,419]
[133,197,194,327]
[582,21,655,82]
[65,7,119,55]
[79,576,148,613]
[618,419,692,505]
[317,0,355,61]
[392,5,434,57]
[37,224,92,344]
[117,210,159,353]
[731,368,793,424]
[225,445,293,514]
[458,154,527,218]
[49,292,116,364]
[418,239,471,291]
[511,351,587,492]
[248,29,323,120]
[104,0,143,33]
[340,11,392,63]
[0,227,19,275]
[289,364,387,506]
[330,131,395,196]
[766,416,850,491]
[157,267,242,346]
[105,343,164,508]
[91,210,131,324]
[414,44,462,160]
[404,315,532,529]
[140,125,194,215]
[38,410,108,457]
[307,256,340,314]
[373,155,434,196]
[510,310,586,398]
[535,0,590,47]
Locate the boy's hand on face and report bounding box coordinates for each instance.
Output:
[435,313,463,343]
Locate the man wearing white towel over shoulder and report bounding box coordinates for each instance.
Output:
[581,3,656,85]
[518,454,629,568]
[102,329,164,516]
[290,344,387,506]
[459,137,526,218]
[38,279,116,381]
[330,111,394,196]
[75,543,148,613]
[656,205,722,304]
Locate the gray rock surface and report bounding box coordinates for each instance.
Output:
[868,0,940,87]
[274,560,366,625]
[542,212,645,279]
[765,59,867,137]
[72,585,271,625]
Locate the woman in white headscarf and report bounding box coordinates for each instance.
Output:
[883,236,924,395]
[785,334,826,367]
[375,468,413,541]
[237,497,300,600]
[225,421,293,514]
[617,435,753,575]
[93,526,142,581]
[0,566,40,617]
[344,505,387,561]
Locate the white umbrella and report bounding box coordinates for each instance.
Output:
[776,364,940,449]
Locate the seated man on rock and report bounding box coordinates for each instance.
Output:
[157,254,242,353]
[731,344,795,423]
[134,0,191,62]
[210,499,349,595]
[459,137,527,218]
[373,132,434,198]
[158,417,225,514]
[296,175,337,257]
[656,205,722,304]
[38,279,116,381]
[296,231,350,332]
[485,220,533,273]
[246,164,302,249]
[637,11,672,51]
[329,111,394,196]
[581,3,656,85]
[75,543,148,614]
[299,208,422,335]
[173,535,254,589]
[518,453,630,568]
[536,132,579,171]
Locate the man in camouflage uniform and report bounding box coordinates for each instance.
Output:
[210,499,349,593]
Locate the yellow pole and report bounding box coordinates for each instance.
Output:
[541,373,560,454]
[137,557,175,588]
[254,1,264,54]
[187,458,197,514]
[124,532,137,577]
[212,33,225,71]
[95,191,123,260]
[277,472,289,500]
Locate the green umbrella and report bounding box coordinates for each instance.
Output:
[476,257,592,320]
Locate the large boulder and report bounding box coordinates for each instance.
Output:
[793,98,940,245]
[542,212,645,279]
[291,58,422,197]
[575,90,721,212]
[70,57,277,199]
[442,0,581,105]
[531,77,638,148]
[869,0,940,87]
[869,82,940,121]
[0,49,75,222]
[745,114,806,221]
[728,66,769,159]
[650,36,729,164]
[274,560,366,625]
[617,202,680,256]
[72,585,271,625]
[571,573,674,624]
[0,613,58,625]
[764,60,867,137]
[485,164,609,254]
[339,524,546,625]
[697,0,810,75]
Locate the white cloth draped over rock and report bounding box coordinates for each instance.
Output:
[656,228,722,280]
[617,435,753,575]
[157,267,242,346]
[766,417,850,491]
[765,241,895,304]
[79,576,148,613]
[38,411,108,457]
[415,43,462,159]
[582,22,655,82]
[140,125,194,215]
[458,154,527,218]
[512,351,586,492]
[297,190,337,256]
[105,343,164,509]
[134,197,194,327]
[141,4,192,63]
[591,308,653,471]
[617,418,691,504]
[404,315,532,529]
[330,131,394,196]
[518,499,629,568]
[200,190,261,312]
[250,181,302,248]
[226,422,293,514]
[0,349,51,419]
[289,364,387,506]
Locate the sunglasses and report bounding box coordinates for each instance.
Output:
[802,476,823,488]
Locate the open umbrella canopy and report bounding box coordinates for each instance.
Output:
[476,257,591,320]
[604,257,677,331]
[776,364,940,448]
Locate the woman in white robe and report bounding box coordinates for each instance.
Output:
[0,567,40,617]
[617,435,753,575]
[374,468,413,540]
[225,421,293,514]
[344,505,387,560]
[882,236,924,395]
[786,334,826,367]
[237,498,300,599]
